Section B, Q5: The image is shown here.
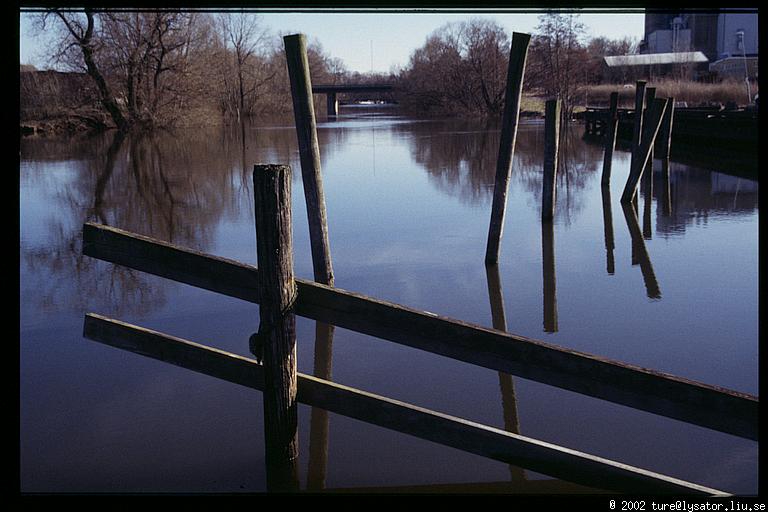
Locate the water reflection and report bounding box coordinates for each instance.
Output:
[19,109,758,492]
[621,201,662,300]
[601,185,615,275]
[484,263,525,482]
[541,221,558,333]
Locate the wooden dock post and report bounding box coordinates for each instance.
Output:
[643,87,656,177]
[283,33,335,287]
[658,97,675,217]
[485,32,531,264]
[629,80,646,180]
[284,33,336,491]
[601,92,619,187]
[541,99,561,221]
[620,98,669,204]
[253,164,300,492]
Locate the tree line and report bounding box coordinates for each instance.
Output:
[396,14,637,119]
[30,9,345,131]
[27,10,637,131]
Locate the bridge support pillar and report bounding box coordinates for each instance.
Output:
[326,92,338,117]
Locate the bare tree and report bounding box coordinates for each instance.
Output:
[528,11,587,120]
[216,12,274,120]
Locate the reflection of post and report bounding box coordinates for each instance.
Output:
[541,221,558,332]
[307,321,333,491]
[601,92,619,187]
[661,160,672,217]
[485,32,531,264]
[484,263,525,483]
[601,185,615,275]
[253,164,300,492]
[541,99,561,221]
[642,169,653,240]
[621,201,661,300]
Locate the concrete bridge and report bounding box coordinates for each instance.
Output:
[311,83,394,116]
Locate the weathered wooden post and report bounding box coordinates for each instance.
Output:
[253,164,300,492]
[644,87,657,177]
[484,263,525,483]
[485,32,531,264]
[620,98,669,203]
[658,96,675,218]
[284,33,337,491]
[541,221,558,333]
[601,92,620,186]
[629,80,646,179]
[541,99,561,221]
[283,33,335,287]
[601,184,615,275]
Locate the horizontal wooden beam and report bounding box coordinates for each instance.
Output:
[82,313,728,495]
[82,223,759,440]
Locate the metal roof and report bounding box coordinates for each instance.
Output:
[604,51,709,67]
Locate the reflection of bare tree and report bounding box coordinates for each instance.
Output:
[21,131,166,317]
[22,123,313,318]
[399,118,601,222]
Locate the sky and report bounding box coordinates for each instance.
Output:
[19,8,646,74]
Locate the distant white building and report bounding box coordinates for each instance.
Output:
[640,10,757,79]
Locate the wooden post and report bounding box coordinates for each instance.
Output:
[484,263,525,483]
[601,92,619,186]
[541,99,561,221]
[658,97,675,216]
[541,221,558,333]
[284,34,337,491]
[283,33,335,287]
[601,184,615,275]
[658,96,675,161]
[643,87,656,177]
[620,98,669,203]
[628,80,646,180]
[485,32,531,264]
[253,164,300,492]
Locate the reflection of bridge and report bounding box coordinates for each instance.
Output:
[312,83,394,116]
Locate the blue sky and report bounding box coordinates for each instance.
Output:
[19,9,645,73]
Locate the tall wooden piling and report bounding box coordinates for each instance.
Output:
[284,33,336,491]
[643,87,657,178]
[629,80,646,179]
[283,33,335,287]
[485,32,531,264]
[620,98,669,204]
[541,99,561,221]
[253,164,300,492]
[601,92,619,186]
[658,97,675,217]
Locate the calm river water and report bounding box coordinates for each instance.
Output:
[19,106,758,493]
